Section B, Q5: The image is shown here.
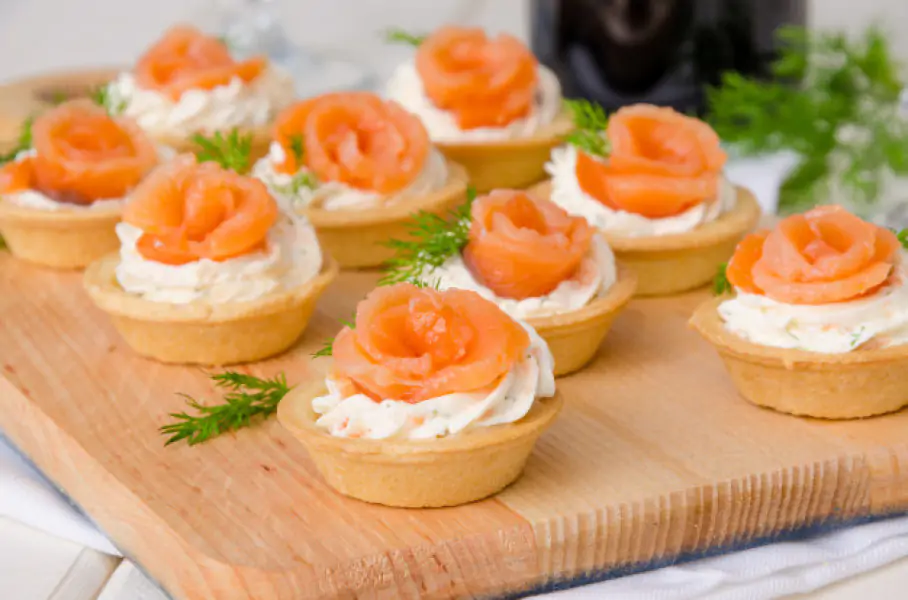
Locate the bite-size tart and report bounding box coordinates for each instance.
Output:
[100,25,294,158]
[384,26,571,192]
[0,100,161,269]
[691,206,908,419]
[252,91,468,268]
[535,103,761,296]
[278,282,561,507]
[84,154,336,365]
[385,189,636,376]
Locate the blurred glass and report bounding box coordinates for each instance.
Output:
[196,0,374,97]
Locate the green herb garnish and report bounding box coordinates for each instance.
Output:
[192,129,253,173]
[288,134,305,163]
[275,170,319,196]
[713,262,732,296]
[896,228,908,250]
[380,186,477,286]
[160,372,292,446]
[90,84,125,115]
[384,28,426,47]
[849,326,866,348]
[0,116,34,165]
[708,25,908,213]
[563,98,610,157]
[312,317,355,359]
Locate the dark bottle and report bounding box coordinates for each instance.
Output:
[529,0,806,114]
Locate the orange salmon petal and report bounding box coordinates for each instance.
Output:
[0,157,35,194]
[726,231,769,294]
[463,190,594,299]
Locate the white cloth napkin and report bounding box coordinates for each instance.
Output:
[3,153,907,599]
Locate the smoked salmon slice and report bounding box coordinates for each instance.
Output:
[272,92,430,194]
[576,104,726,219]
[726,205,900,304]
[332,283,530,403]
[415,26,538,130]
[463,190,595,299]
[123,154,278,265]
[0,100,158,204]
[135,25,266,99]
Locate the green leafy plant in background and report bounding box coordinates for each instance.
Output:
[707,25,908,214]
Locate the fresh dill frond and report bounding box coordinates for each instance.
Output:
[288,134,305,163]
[192,129,253,173]
[90,84,125,115]
[380,186,477,286]
[312,317,356,358]
[0,116,34,165]
[160,371,292,446]
[563,98,610,157]
[896,228,908,250]
[275,170,319,196]
[384,28,426,47]
[713,263,732,296]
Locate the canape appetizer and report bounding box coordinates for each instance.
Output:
[83,154,337,365]
[0,100,161,268]
[278,282,561,507]
[252,91,468,268]
[101,25,294,158]
[384,26,572,191]
[536,102,761,296]
[383,189,636,375]
[691,206,908,419]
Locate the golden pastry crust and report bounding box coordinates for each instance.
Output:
[0,198,121,269]
[277,379,563,508]
[530,182,762,296]
[436,109,573,192]
[528,264,637,376]
[690,297,908,419]
[303,161,470,269]
[83,253,339,365]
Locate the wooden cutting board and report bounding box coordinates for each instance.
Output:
[1,252,907,600]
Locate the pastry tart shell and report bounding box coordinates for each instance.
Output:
[690,297,908,419]
[531,183,762,297]
[83,253,339,365]
[436,110,573,193]
[527,264,637,376]
[277,380,563,508]
[0,198,121,269]
[303,161,469,269]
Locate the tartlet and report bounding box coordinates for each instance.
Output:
[279,283,562,507]
[539,103,761,296]
[0,100,160,269]
[386,189,637,375]
[253,91,468,268]
[384,26,571,192]
[84,155,335,365]
[691,205,908,419]
[100,24,294,160]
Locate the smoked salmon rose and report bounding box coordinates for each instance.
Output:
[332,283,531,403]
[463,190,595,299]
[726,205,901,304]
[415,26,538,130]
[272,92,430,194]
[576,104,727,218]
[0,100,158,204]
[135,25,266,99]
[122,155,278,265]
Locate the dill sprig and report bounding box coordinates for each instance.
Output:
[275,171,319,196]
[713,263,732,296]
[90,84,125,115]
[708,25,908,213]
[160,371,292,446]
[384,28,426,47]
[192,129,253,173]
[0,116,34,165]
[312,318,355,358]
[563,98,610,157]
[896,228,908,250]
[380,186,477,286]
[288,134,305,163]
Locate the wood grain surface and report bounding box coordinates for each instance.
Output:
[1,251,907,600]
